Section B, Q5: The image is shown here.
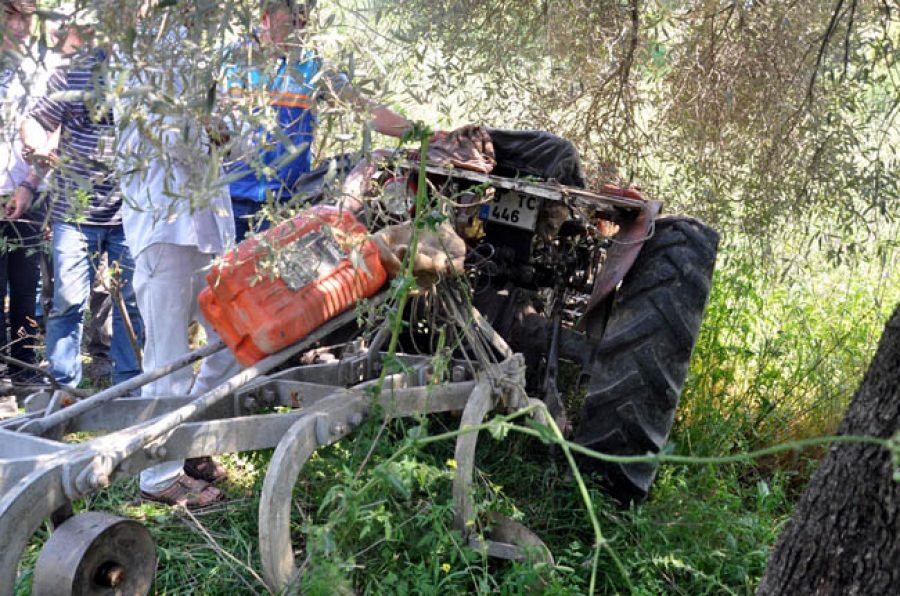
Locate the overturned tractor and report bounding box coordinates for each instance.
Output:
[0,129,718,593]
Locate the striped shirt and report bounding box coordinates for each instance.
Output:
[29,50,121,225]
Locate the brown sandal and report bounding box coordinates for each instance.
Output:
[184,456,228,483]
[141,474,224,508]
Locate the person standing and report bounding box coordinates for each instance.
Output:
[115,5,239,507]
[0,0,55,391]
[43,6,116,385]
[21,8,143,390]
[224,0,412,241]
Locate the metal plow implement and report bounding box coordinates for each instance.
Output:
[0,289,551,594]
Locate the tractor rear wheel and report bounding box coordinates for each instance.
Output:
[575,216,719,504]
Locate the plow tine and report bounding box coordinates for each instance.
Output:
[451,380,554,564]
[258,414,319,591]
[258,394,369,592]
[478,512,554,564]
[451,381,494,535]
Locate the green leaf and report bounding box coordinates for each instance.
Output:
[487,419,510,441]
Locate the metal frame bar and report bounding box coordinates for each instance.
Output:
[17,341,226,437]
[410,163,648,212]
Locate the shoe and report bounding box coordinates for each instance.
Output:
[140,474,224,508]
[184,456,228,483]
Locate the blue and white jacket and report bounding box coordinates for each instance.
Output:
[223,45,325,203]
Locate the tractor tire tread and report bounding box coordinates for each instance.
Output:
[575,216,719,504]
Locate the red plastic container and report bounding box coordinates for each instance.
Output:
[199,206,387,366]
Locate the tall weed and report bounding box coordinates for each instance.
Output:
[678,233,898,468]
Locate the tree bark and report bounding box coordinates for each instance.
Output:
[757,304,900,595]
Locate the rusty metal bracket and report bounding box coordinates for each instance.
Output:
[578,200,662,335]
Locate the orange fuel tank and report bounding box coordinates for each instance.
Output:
[199,206,387,366]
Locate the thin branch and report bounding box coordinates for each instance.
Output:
[841,0,858,82]
[807,0,846,105]
[0,353,90,397]
[615,0,641,136]
[620,0,640,90]
[181,506,273,595]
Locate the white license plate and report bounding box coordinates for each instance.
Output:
[484,191,541,230]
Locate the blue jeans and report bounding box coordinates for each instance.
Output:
[232,198,270,242]
[45,223,143,386]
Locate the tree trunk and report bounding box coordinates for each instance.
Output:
[757,304,900,595]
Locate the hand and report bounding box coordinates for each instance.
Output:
[4,186,33,219]
[21,137,59,168]
[26,148,59,169]
[202,115,231,147]
[373,220,466,289]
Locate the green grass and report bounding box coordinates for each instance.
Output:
[14,236,899,594]
[14,425,794,594]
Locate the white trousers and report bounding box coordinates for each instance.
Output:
[135,243,241,493]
